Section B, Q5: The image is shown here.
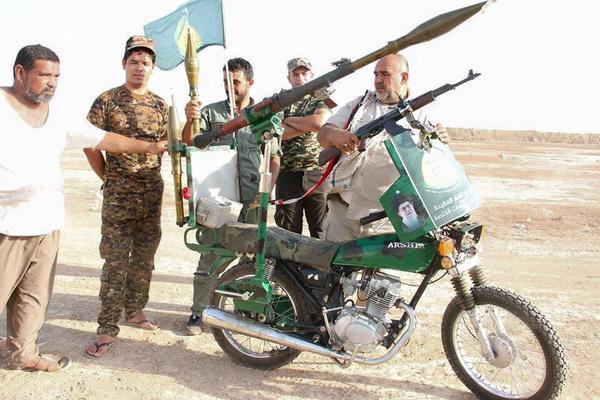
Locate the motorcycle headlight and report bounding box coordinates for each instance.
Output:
[449,222,484,250]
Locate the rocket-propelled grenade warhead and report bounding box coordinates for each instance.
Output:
[168,99,182,146]
[167,98,186,226]
[192,1,487,148]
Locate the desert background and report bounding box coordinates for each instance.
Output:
[1,130,599,400]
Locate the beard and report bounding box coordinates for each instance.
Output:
[375,88,397,104]
[402,213,421,231]
[374,87,387,101]
[24,84,54,104]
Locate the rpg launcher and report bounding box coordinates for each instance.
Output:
[318,69,481,166]
[192,1,486,149]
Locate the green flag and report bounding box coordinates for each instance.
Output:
[144,0,225,71]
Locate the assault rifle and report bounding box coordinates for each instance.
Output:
[317,69,481,166]
[191,2,486,149]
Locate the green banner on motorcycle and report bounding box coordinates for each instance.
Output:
[381,133,480,241]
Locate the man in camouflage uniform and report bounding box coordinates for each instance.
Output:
[275,58,331,238]
[83,36,168,358]
[182,58,280,335]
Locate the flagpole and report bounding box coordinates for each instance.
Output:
[224,63,235,121]
[221,0,241,201]
[221,0,228,49]
[221,0,234,121]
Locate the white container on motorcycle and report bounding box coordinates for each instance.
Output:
[196,196,243,228]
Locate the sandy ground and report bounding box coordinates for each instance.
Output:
[1,137,599,400]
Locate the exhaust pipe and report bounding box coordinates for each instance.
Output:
[202,303,417,365]
[202,308,350,360]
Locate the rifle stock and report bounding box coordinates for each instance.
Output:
[317,70,481,166]
[318,147,341,166]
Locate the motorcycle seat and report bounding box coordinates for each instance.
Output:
[213,222,339,271]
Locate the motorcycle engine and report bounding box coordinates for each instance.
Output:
[333,273,402,353]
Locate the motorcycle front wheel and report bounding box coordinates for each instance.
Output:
[441,286,567,400]
[210,262,309,370]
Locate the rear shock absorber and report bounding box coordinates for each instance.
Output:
[264,258,276,281]
[451,275,475,310]
[468,265,487,287]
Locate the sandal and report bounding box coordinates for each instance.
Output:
[84,339,115,359]
[22,354,71,372]
[126,318,160,331]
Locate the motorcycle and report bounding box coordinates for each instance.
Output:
[165,4,566,398]
[174,102,567,400]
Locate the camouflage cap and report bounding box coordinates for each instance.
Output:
[124,35,155,55]
[287,57,312,73]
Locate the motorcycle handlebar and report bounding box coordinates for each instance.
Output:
[359,210,387,225]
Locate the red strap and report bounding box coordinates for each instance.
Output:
[271,158,336,205]
[271,91,369,206]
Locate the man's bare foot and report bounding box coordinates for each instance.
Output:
[126,311,160,331]
[84,335,115,359]
[21,354,71,372]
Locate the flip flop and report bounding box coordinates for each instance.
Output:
[126,318,160,331]
[23,354,71,372]
[84,340,115,359]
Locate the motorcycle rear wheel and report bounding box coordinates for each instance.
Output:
[441,286,567,400]
[211,263,309,370]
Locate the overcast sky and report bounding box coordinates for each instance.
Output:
[2,0,598,133]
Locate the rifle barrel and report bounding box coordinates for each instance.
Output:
[317,70,481,166]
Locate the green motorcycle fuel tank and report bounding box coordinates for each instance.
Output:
[332,233,437,274]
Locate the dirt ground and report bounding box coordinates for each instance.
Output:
[1,137,599,400]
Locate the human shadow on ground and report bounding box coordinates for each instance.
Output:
[0,290,475,400]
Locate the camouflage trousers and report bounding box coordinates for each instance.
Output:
[97,176,163,337]
[190,201,257,316]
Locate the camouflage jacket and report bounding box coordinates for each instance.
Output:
[280,94,328,172]
[87,85,168,180]
[199,99,279,203]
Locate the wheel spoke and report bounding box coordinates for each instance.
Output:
[463,337,483,354]
[509,364,520,394]
[513,357,544,374]
[459,315,478,339]
[488,367,501,385]
[238,336,250,346]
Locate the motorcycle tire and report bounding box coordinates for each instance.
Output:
[210,262,309,370]
[441,286,567,400]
